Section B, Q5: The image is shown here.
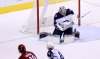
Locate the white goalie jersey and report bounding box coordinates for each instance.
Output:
[56,15,74,31]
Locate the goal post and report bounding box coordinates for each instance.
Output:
[36,0,39,34]
[78,0,81,26]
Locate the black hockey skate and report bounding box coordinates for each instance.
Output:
[59,32,64,44]
[74,29,80,40]
[60,40,64,44]
[74,29,80,38]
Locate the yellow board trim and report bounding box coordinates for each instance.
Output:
[0,2,33,14]
[0,0,68,14]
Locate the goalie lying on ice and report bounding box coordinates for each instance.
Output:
[53,6,74,43]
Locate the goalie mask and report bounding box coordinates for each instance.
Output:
[59,6,66,16]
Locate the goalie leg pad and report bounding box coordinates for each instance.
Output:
[39,32,49,39]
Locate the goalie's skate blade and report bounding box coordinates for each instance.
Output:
[60,40,64,44]
[56,41,69,45]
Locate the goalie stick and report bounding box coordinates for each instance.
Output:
[81,11,91,18]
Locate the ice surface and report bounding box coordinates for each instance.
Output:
[0,0,100,59]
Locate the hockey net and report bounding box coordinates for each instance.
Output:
[22,0,100,35]
[21,0,78,35]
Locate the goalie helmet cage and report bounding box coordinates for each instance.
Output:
[36,0,81,34]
